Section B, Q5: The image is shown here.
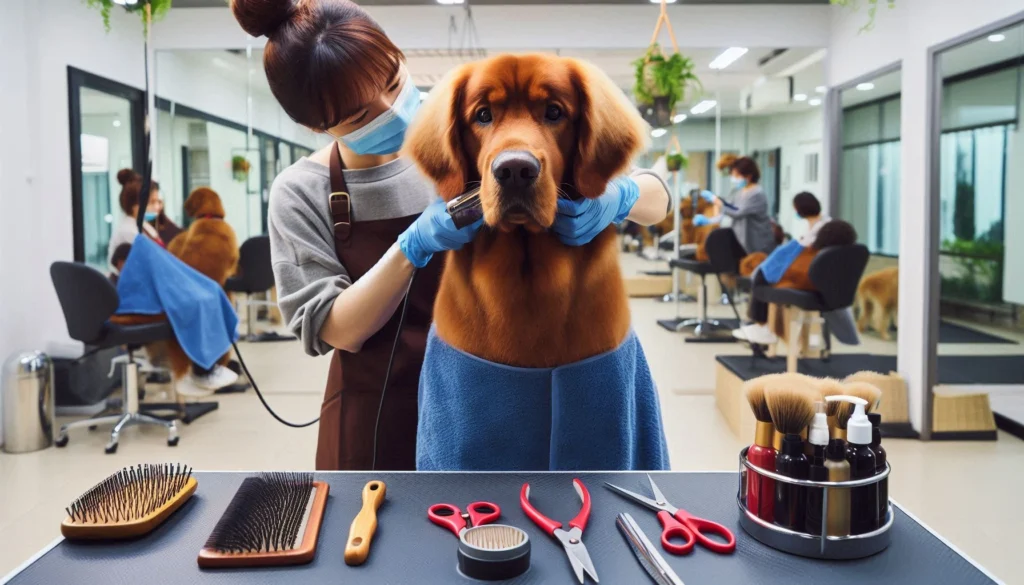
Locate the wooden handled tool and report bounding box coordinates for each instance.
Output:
[344,480,387,566]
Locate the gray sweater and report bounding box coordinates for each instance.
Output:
[721,185,776,254]
[268,156,669,357]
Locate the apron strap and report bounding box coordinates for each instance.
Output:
[330,143,352,247]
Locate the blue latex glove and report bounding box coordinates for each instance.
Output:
[693,214,711,227]
[398,199,483,268]
[699,190,716,203]
[552,176,640,246]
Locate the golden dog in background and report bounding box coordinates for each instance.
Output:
[857,266,899,340]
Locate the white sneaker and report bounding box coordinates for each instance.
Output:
[186,365,238,392]
[733,324,779,345]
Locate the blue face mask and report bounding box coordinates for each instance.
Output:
[340,78,421,156]
[731,176,748,189]
[144,211,158,221]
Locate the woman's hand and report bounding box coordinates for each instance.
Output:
[552,176,639,246]
[398,199,483,267]
[699,190,717,203]
[694,214,712,227]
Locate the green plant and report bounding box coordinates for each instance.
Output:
[632,45,702,109]
[84,0,173,33]
[665,153,688,172]
[830,0,895,32]
[232,155,251,182]
[940,237,1005,303]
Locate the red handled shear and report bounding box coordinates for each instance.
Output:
[520,478,599,583]
[605,474,736,555]
[428,501,501,537]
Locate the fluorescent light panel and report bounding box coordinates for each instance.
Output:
[709,47,748,70]
[651,128,668,138]
[988,34,1006,42]
[794,94,808,102]
[690,100,717,115]
[856,82,875,91]
[673,114,687,124]
[808,98,822,106]
[815,86,827,94]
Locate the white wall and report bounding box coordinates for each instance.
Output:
[827,0,1024,434]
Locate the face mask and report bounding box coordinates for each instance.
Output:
[144,211,158,221]
[339,78,421,155]
[731,176,748,189]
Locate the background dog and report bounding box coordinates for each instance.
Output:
[857,266,899,340]
[404,54,648,367]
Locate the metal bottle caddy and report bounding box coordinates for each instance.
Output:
[736,447,894,560]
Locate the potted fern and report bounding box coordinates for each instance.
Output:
[85,0,172,33]
[830,0,895,31]
[632,45,702,128]
[232,156,252,183]
[665,152,688,173]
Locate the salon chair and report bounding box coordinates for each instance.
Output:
[225,236,294,342]
[667,229,746,341]
[751,244,869,371]
[50,262,216,453]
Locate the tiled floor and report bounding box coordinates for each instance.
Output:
[1,252,1022,583]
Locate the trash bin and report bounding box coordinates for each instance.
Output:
[2,351,55,453]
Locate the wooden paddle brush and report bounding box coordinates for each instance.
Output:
[198,472,329,568]
[61,463,196,540]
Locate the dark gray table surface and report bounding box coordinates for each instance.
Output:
[4,471,998,585]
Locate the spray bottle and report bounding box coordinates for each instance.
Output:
[828,395,878,535]
[804,401,830,535]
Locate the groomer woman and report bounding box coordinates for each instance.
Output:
[694,156,776,255]
[231,0,670,471]
[108,169,163,267]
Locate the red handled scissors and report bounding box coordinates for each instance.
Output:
[521,478,599,584]
[605,474,736,555]
[428,501,501,538]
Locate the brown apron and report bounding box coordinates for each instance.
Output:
[315,145,442,470]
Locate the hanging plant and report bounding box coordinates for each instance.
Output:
[665,153,688,173]
[632,45,702,127]
[830,0,895,32]
[232,156,251,183]
[84,0,173,34]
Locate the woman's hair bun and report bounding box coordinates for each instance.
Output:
[117,168,140,186]
[231,0,295,38]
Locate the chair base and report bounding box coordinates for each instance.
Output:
[244,331,296,343]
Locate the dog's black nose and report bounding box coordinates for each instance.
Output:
[491,150,540,189]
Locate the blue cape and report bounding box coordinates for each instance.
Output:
[758,239,804,284]
[417,327,670,471]
[115,235,238,370]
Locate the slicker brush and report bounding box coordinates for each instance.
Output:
[198,472,329,568]
[62,463,196,540]
[834,382,883,441]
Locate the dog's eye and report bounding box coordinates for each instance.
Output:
[475,107,493,124]
[544,104,563,121]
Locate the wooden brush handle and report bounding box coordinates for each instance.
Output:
[344,480,386,566]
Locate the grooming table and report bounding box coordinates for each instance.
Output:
[2,472,999,585]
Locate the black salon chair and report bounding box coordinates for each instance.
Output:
[668,229,746,340]
[225,236,294,342]
[51,263,181,453]
[752,244,869,366]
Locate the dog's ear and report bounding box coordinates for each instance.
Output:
[570,60,649,198]
[403,65,470,200]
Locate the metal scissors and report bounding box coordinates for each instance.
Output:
[428,501,501,538]
[521,478,599,583]
[605,474,736,555]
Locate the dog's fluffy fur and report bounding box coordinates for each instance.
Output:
[857,266,899,340]
[404,54,649,367]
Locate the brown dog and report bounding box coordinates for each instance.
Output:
[857,266,899,340]
[404,54,646,368]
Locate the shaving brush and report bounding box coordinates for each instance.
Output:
[743,378,777,522]
[765,380,817,531]
[817,378,847,437]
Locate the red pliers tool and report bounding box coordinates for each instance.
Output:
[520,478,599,583]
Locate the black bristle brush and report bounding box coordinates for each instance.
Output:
[62,463,196,540]
[198,472,329,568]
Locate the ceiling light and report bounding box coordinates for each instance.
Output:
[794,94,808,102]
[672,114,687,124]
[709,47,748,70]
[690,100,717,115]
[808,98,822,106]
[651,128,668,138]
[856,82,875,91]
[112,120,121,127]
[988,33,1006,42]
[815,86,827,94]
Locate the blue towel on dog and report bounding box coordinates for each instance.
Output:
[115,235,238,370]
[759,239,804,284]
[417,326,670,471]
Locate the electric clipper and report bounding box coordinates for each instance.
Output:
[446,188,483,229]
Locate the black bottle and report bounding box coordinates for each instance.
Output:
[846,403,878,535]
[775,434,810,531]
[869,413,888,527]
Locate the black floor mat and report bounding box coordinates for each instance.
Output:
[657,317,741,333]
[716,353,1024,385]
[862,320,1017,344]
